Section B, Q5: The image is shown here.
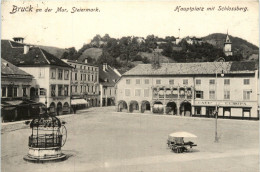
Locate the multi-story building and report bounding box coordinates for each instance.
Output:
[116,62,258,120]
[1,59,43,122]
[62,59,99,109]
[1,38,73,115]
[99,63,121,107]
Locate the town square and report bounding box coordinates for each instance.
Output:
[2,107,259,172]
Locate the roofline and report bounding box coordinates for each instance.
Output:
[40,48,50,64]
[66,59,99,67]
[15,64,73,69]
[122,72,256,77]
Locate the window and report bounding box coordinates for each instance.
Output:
[39,68,45,78]
[144,89,149,97]
[51,85,56,97]
[104,88,106,95]
[156,79,161,84]
[51,69,56,79]
[58,85,62,96]
[81,74,83,81]
[126,79,131,84]
[7,86,12,97]
[92,86,94,93]
[110,89,112,95]
[87,86,89,92]
[183,79,188,85]
[2,87,6,97]
[84,86,86,92]
[135,89,141,96]
[22,87,27,97]
[92,75,94,81]
[209,79,215,85]
[13,87,17,97]
[64,70,69,80]
[243,90,250,100]
[144,79,149,84]
[224,90,230,99]
[195,91,203,99]
[125,89,130,96]
[84,74,86,81]
[195,107,201,115]
[244,79,250,85]
[223,107,231,117]
[64,85,68,96]
[75,86,78,93]
[88,75,90,81]
[75,73,77,80]
[209,90,215,99]
[224,79,230,85]
[169,79,174,85]
[243,108,251,117]
[196,79,201,85]
[40,88,46,95]
[136,79,141,84]
[58,69,63,80]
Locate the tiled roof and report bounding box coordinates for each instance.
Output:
[99,65,121,87]
[123,61,257,76]
[1,59,33,79]
[1,40,72,68]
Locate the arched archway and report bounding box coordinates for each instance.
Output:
[152,101,163,114]
[49,102,56,114]
[129,100,139,113]
[118,100,128,112]
[57,102,63,116]
[63,102,70,114]
[141,100,151,113]
[180,101,191,116]
[30,87,36,99]
[166,101,177,115]
[91,99,95,107]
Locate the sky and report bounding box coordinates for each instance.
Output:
[1,1,259,50]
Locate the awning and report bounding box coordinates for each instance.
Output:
[71,99,88,105]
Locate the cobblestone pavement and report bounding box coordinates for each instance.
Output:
[1,106,259,172]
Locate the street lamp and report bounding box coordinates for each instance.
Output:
[214,57,225,142]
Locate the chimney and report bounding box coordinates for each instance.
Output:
[84,58,88,64]
[103,63,108,71]
[13,37,24,43]
[24,45,30,54]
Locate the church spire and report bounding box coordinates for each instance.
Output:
[225,30,231,43]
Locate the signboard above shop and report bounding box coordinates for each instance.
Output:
[194,101,252,107]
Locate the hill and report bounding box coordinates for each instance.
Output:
[78,48,103,62]
[202,33,259,60]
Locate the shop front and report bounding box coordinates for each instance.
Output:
[193,100,258,120]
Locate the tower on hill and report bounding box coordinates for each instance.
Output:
[224,31,233,56]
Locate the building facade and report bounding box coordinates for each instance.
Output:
[62,59,100,109]
[116,62,258,120]
[99,63,121,107]
[1,39,72,115]
[1,59,43,122]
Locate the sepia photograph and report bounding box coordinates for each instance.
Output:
[1,0,259,172]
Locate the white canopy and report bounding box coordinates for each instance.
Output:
[169,132,197,138]
[71,99,88,105]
